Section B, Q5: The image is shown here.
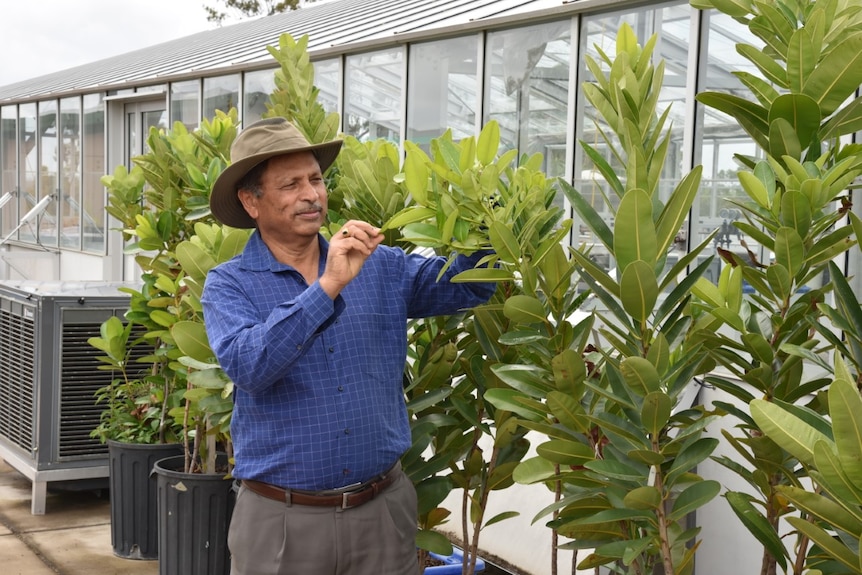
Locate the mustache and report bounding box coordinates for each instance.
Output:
[297,202,323,214]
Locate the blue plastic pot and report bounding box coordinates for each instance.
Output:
[426,547,486,573]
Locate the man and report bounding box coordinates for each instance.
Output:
[201,117,495,575]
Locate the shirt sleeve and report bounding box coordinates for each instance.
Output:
[201,265,345,396]
[403,249,497,318]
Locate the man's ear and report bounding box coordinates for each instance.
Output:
[237,189,259,222]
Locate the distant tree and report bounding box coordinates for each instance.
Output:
[204,0,305,25]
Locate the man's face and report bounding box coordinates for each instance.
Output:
[239,151,328,241]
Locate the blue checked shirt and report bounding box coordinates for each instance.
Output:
[201,231,495,490]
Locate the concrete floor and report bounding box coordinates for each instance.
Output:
[0,459,158,575]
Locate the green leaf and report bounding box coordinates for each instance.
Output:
[484,388,546,422]
[829,377,862,490]
[773,227,804,279]
[614,189,657,273]
[665,437,718,488]
[641,391,672,436]
[477,120,500,165]
[380,207,436,232]
[786,28,816,93]
[415,530,453,555]
[750,399,830,467]
[402,142,430,205]
[726,491,789,569]
[536,439,595,466]
[503,295,546,325]
[624,486,662,510]
[802,34,862,116]
[171,321,212,362]
[620,357,661,396]
[656,167,702,255]
[696,92,770,150]
[619,260,658,323]
[450,268,513,283]
[513,456,557,484]
[488,221,520,263]
[780,485,862,537]
[669,480,721,522]
[770,93,821,154]
[786,516,859,572]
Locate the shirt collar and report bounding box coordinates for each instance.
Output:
[239,230,330,274]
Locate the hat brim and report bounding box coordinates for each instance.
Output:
[210,139,343,229]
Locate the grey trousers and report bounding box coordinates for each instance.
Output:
[228,466,421,575]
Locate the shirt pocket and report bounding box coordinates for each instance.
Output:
[341,311,404,381]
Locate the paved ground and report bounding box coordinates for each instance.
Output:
[0,459,158,575]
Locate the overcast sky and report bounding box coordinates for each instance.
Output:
[0,1,219,86]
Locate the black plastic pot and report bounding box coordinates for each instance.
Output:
[153,454,235,575]
[108,440,183,560]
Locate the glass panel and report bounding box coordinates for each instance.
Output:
[695,11,766,284]
[142,110,165,155]
[408,35,478,149]
[82,93,106,253]
[314,59,341,116]
[344,48,403,143]
[18,103,37,243]
[485,21,572,181]
[1,106,17,237]
[59,96,82,249]
[171,80,200,130]
[574,5,692,275]
[38,100,59,247]
[203,74,240,120]
[243,69,277,127]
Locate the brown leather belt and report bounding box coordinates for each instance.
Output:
[242,466,397,509]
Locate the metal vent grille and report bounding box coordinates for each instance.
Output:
[0,306,36,452]
[58,320,113,458]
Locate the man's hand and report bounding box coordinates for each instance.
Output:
[319,220,384,298]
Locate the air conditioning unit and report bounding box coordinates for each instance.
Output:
[0,280,138,514]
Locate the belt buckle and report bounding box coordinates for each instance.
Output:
[340,484,367,509]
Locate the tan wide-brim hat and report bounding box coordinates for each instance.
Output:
[210,117,343,228]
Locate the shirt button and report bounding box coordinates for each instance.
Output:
[329,346,334,352]
[343,468,350,475]
[344,428,350,435]
[337,385,344,392]
[296,345,302,350]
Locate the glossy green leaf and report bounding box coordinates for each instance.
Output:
[751,399,829,467]
[669,480,721,522]
[726,491,789,568]
[802,34,862,116]
[477,120,500,165]
[619,260,658,323]
[768,118,802,161]
[656,166,702,255]
[536,439,595,466]
[415,530,453,555]
[171,320,212,362]
[664,437,718,487]
[641,391,671,436]
[786,516,859,572]
[483,388,546,422]
[450,268,513,283]
[696,92,770,150]
[780,485,862,537]
[770,93,820,155]
[773,227,804,279]
[738,170,770,209]
[829,376,862,490]
[614,189,657,273]
[551,349,586,396]
[620,357,661,396]
[624,486,662,510]
[381,207,436,232]
[512,456,557,485]
[503,295,547,325]
[488,221,520,263]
